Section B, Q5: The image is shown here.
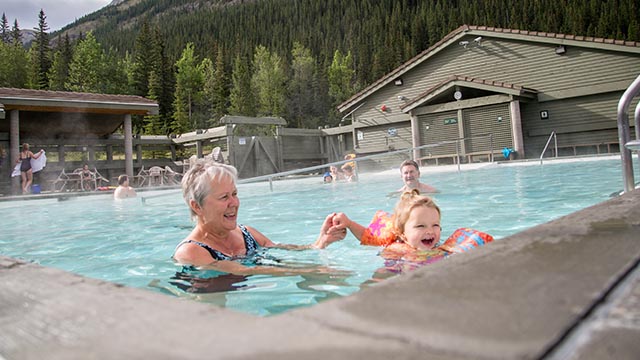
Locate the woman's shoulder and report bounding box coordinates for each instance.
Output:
[238,224,273,247]
[173,239,214,266]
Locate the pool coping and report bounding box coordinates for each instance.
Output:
[1,183,639,357]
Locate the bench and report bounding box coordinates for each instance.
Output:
[464,150,505,163]
[556,142,618,156]
[417,154,460,166]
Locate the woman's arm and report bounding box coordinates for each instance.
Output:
[199,260,343,276]
[247,213,346,251]
[31,150,44,160]
[174,244,345,276]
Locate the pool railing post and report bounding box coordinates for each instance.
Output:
[489,133,494,163]
[616,74,640,193]
[269,177,273,192]
[456,139,461,172]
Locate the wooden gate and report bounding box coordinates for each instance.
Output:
[230,136,281,179]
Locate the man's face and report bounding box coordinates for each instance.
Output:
[401,165,420,188]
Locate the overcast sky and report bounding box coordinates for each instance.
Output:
[2,0,112,31]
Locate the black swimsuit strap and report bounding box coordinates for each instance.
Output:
[182,240,228,260]
[179,224,260,261]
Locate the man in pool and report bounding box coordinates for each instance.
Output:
[397,159,438,193]
[114,174,137,199]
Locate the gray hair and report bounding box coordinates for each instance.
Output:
[181,159,238,220]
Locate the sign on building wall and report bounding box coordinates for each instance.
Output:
[238,137,246,145]
[387,127,397,137]
[444,118,458,125]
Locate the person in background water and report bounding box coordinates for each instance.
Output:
[397,159,438,193]
[329,165,344,181]
[341,164,357,182]
[173,159,347,274]
[16,143,44,194]
[113,174,137,199]
[323,172,333,183]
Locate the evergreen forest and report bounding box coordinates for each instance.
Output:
[1,0,638,136]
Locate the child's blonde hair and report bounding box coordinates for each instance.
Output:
[393,189,441,236]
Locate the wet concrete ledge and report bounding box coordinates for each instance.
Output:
[1,190,639,359]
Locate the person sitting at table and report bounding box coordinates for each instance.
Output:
[81,164,94,191]
[114,174,137,199]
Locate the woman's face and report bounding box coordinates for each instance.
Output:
[401,205,441,250]
[198,176,240,232]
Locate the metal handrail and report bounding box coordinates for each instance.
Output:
[617,74,640,193]
[239,133,496,190]
[539,130,557,165]
[140,133,498,199]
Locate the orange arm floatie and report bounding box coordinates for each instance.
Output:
[439,228,494,254]
[360,210,397,247]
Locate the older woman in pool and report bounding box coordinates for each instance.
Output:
[173,159,347,274]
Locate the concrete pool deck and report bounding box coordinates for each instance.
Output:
[1,160,640,359]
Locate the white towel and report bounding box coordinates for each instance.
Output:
[11,151,47,177]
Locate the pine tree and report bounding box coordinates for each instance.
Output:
[252,45,286,117]
[172,43,204,133]
[131,21,153,97]
[211,46,228,125]
[1,13,10,44]
[287,42,317,128]
[10,19,21,45]
[66,32,103,93]
[33,9,51,89]
[48,34,74,90]
[328,49,354,109]
[0,31,27,87]
[145,69,164,134]
[200,56,216,125]
[146,26,175,135]
[229,53,256,117]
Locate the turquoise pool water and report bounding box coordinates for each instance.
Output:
[0,157,637,316]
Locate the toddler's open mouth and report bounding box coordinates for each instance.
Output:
[421,238,435,248]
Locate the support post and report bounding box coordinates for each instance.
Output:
[410,112,420,160]
[510,100,524,156]
[9,110,19,193]
[124,114,133,178]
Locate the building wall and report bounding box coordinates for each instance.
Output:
[356,122,412,153]
[347,33,640,159]
[521,92,639,158]
[462,103,513,154]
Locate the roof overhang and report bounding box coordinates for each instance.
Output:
[219,115,287,126]
[338,25,639,115]
[172,126,228,144]
[0,88,159,139]
[402,75,537,113]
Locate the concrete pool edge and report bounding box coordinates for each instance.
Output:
[1,190,639,359]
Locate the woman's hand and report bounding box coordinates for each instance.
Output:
[312,213,347,249]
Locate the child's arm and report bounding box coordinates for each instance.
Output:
[333,213,367,241]
[336,211,397,247]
